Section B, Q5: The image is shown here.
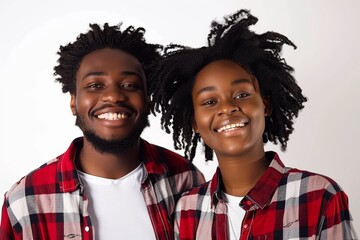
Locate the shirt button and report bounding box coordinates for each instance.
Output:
[243,224,248,229]
[85,226,90,232]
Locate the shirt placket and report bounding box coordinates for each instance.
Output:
[239,198,255,240]
[80,191,94,240]
[81,215,94,240]
[214,200,228,240]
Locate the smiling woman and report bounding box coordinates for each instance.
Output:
[191,60,269,163]
[149,9,358,239]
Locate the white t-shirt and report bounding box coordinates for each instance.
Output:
[78,163,156,240]
[223,192,246,240]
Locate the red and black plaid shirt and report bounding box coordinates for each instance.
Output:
[174,152,358,240]
[1,137,205,240]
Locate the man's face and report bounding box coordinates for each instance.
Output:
[71,48,149,154]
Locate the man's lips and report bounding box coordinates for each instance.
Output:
[91,104,135,121]
[97,112,129,120]
[215,120,249,133]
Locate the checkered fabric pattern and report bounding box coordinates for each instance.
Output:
[1,137,205,240]
[174,152,358,240]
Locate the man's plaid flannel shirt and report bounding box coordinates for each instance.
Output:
[1,137,205,240]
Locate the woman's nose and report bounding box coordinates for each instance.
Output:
[217,101,240,115]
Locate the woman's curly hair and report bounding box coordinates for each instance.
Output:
[149,9,307,161]
[54,23,162,94]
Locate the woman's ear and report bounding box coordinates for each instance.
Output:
[146,96,152,115]
[70,94,77,116]
[263,97,272,117]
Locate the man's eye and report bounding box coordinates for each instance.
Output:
[88,83,102,89]
[121,82,138,90]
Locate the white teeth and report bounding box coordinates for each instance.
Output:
[216,122,247,133]
[97,112,128,120]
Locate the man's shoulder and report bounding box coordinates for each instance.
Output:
[143,141,205,188]
[5,139,80,201]
[144,141,198,171]
[156,145,191,165]
[5,156,62,201]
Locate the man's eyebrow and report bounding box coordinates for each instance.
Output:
[82,71,104,80]
[194,78,251,96]
[81,70,143,80]
[122,71,144,80]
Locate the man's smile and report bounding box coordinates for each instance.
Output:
[97,112,129,120]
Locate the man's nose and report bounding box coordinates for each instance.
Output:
[100,86,128,103]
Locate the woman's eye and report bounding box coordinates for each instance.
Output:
[235,92,249,99]
[203,99,216,105]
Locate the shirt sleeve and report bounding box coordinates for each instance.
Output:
[318,190,358,239]
[1,195,18,240]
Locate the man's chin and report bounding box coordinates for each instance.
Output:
[75,114,149,155]
[83,131,140,155]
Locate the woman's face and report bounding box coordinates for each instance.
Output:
[192,59,269,160]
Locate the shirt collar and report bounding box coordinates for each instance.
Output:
[57,137,168,192]
[57,137,83,193]
[210,151,286,210]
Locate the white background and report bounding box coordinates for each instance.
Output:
[0,0,359,231]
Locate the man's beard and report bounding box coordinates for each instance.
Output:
[75,114,149,155]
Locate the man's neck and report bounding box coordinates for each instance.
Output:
[76,139,142,179]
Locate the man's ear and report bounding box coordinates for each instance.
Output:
[263,97,272,117]
[70,94,76,116]
[192,119,199,134]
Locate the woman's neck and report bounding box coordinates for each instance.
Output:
[218,151,269,197]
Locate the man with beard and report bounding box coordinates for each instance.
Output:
[0,23,204,240]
